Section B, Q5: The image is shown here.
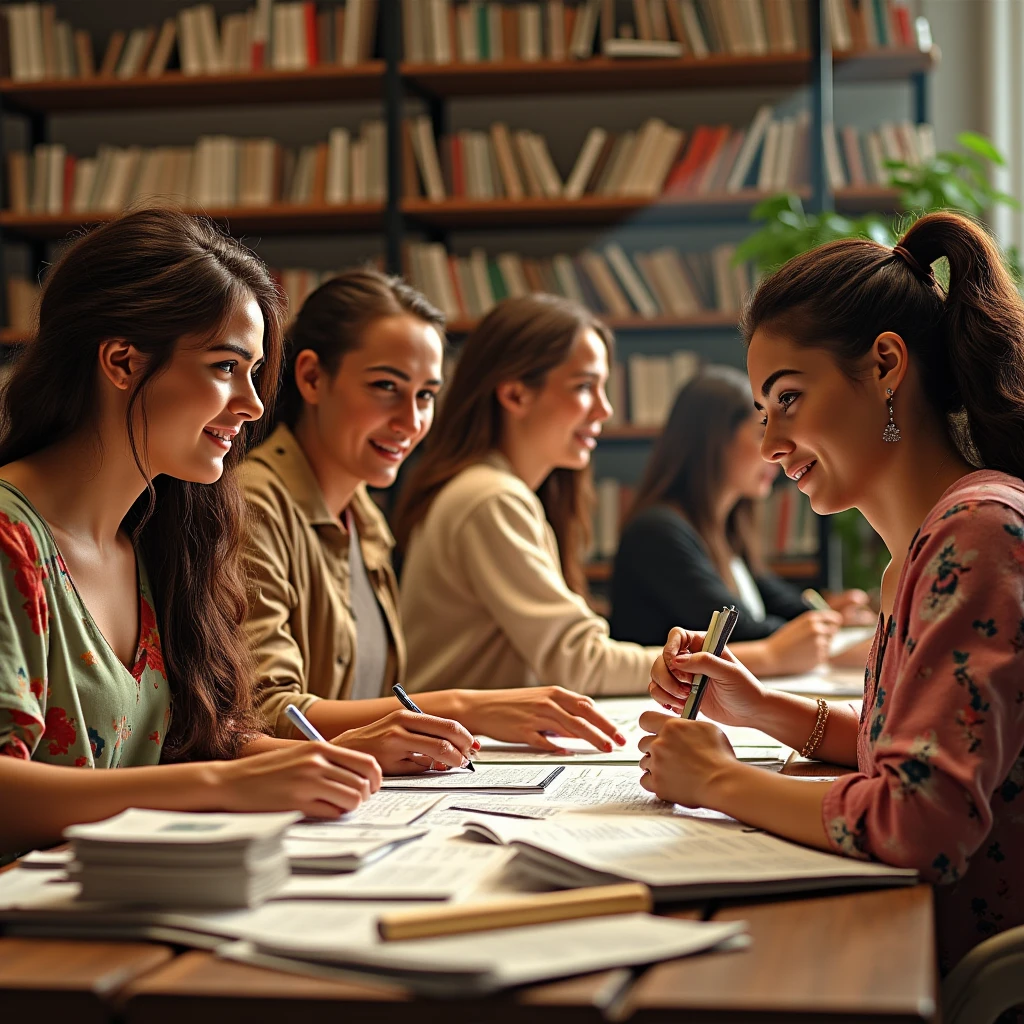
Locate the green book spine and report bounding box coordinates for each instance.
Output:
[478,3,490,60]
[872,0,889,45]
[488,261,508,301]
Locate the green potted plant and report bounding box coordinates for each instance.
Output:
[734,132,1020,591]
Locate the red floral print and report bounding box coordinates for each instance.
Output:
[0,512,48,634]
[44,705,77,756]
[131,596,165,681]
[1,735,31,759]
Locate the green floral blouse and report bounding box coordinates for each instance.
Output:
[0,481,170,769]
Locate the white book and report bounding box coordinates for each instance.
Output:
[97,147,139,212]
[194,3,223,73]
[343,0,365,66]
[678,0,709,58]
[426,243,460,318]
[552,253,585,304]
[527,132,563,197]
[469,248,495,312]
[456,4,478,62]
[7,6,27,82]
[865,130,887,184]
[428,0,450,64]
[29,143,48,213]
[350,138,367,201]
[178,8,203,75]
[627,354,653,425]
[601,38,682,57]
[326,127,351,205]
[643,124,685,197]
[878,122,903,163]
[671,350,700,392]
[128,149,158,204]
[580,251,631,316]
[896,121,922,166]
[490,123,525,200]
[772,116,796,192]
[774,0,798,51]
[54,19,74,78]
[23,2,45,80]
[599,130,637,195]
[547,0,566,59]
[564,127,608,200]
[649,249,700,315]
[86,145,116,211]
[822,122,846,190]
[745,0,768,53]
[916,123,936,161]
[595,478,620,559]
[115,28,145,79]
[519,3,542,61]
[453,258,480,318]
[488,3,503,59]
[827,0,852,51]
[755,119,781,192]
[271,4,290,69]
[618,119,665,197]
[726,104,774,192]
[711,244,739,312]
[411,115,446,200]
[496,253,529,298]
[71,158,98,212]
[402,0,425,62]
[45,143,65,214]
[147,18,177,75]
[291,1,309,69]
[569,0,601,58]
[604,243,658,318]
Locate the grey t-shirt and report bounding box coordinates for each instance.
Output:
[346,511,390,700]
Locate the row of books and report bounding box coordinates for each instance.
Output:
[405,110,935,203]
[1,0,378,81]
[403,0,924,65]
[6,126,385,215]
[404,243,754,324]
[590,476,818,563]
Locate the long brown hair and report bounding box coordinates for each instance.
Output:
[277,267,445,429]
[740,210,1024,477]
[0,208,285,762]
[392,294,613,595]
[629,365,764,575]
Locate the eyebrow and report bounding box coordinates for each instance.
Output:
[365,364,442,386]
[569,371,603,380]
[754,368,804,408]
[209,342,260,363]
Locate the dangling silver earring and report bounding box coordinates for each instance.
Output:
[883,388,901,443]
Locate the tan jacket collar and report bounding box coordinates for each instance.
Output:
[247,424,395,568]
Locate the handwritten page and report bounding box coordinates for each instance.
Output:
[381,765,564,792]
[308,791,444,826]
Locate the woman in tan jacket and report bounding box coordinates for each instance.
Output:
[392,295,668,695]
[241,271,625,773]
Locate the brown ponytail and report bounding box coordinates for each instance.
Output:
[740,210,1024,477]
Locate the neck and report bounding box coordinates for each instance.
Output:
[291,415,360,520]
[5,426,149,546]
[498,435,553,492]
[858,428,974,574]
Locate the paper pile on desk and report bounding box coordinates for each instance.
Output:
[64,808,301,908]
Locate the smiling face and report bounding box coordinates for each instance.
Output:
[514,328,612,473]
[296,313,444,491]
[140,296,266,484]
[747,328,883,515]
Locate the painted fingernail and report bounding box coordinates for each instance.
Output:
[472,739,481,749]
[663,704,672,710]
[615,732,627,745]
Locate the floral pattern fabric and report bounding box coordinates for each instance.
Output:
[822,470,1024,973]
[0,482,170,770]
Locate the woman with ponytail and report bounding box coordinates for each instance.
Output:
[639,211,1024,970]
[0,209,384,861]
[240,273,624,770]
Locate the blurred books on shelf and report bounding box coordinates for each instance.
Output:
[5,125,384,214]
[403,112,935,203]
[404,243,754,324]
[0,1,380,81]
[401,0,926,65]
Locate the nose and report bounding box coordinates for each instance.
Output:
[392,392,422,437]
[233,375,265,422]
[595,384,613,423]
[760,414,792,464]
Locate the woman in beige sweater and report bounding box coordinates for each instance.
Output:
[393,295,666,695]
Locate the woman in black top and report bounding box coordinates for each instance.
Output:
[610,365,870,677]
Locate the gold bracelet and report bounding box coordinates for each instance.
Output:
[800,698,830,759]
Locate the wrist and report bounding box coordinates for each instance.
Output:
[703,757,755,813]
[200,759,236,812]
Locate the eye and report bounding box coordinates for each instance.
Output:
[371,379,398,393]
[416,389,437,403]
[778,391,799,411]
[213,360,237,375]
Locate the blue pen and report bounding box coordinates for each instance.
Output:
[285,703,327,743]
[393,683,475,772]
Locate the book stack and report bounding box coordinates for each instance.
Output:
[405,242,753,325]
[0,0,379,82]
[824,120,936,189]
[591,478,636,560]
[5,125,384,216]
[763,479,819,560]
[400,0,926,65]
[65,808,301,909]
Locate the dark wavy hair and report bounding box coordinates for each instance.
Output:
[392,294,613,596]
[277,267,445,429]
[628,365,764,575]
[0,208,286,762]
[740,210,1024,477]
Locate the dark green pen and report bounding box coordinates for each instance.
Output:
[392,683,476,772]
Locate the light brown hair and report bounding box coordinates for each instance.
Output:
[392,294,614,595]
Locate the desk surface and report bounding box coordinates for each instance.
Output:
[0,890,935,1024]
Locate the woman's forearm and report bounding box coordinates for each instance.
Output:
[303,692,473,738]
[0,758,226,855]
[708,761,834,850]
[756,690,860,766]
[730,639,773,677]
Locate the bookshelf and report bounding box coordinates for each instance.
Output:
[0,0,937,593]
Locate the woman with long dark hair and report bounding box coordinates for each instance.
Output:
[639,211,1024,971]
[0,209,381,859]
[242,271,625,768]
[392,294,663,695]
[611,365,869,677]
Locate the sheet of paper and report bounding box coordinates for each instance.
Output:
[830,626,875,656]
[763,667,865,697]
[298,792,445,827]
[380,765,564,792]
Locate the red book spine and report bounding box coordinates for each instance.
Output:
[893,6,913,47]
[251,41,266,70]
[304,2,319,65]
[663,126,712,196]
[450,134,465,198]
[62,154,76,213]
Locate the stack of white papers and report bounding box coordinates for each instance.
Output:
[381,765,565,793]
[65,809,301,908]
[283,826,426,873]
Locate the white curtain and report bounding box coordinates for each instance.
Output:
[980,0,1024,252]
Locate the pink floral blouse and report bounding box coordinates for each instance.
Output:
[823,470,1024,973]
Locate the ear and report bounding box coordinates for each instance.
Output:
[871,331,908,397]
[495,379,536,420]
[97,338,144,392]
[293,349,324,407]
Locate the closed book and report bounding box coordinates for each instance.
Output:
[841,125,868,186]
[40,2,56,77]
[693,125,734,194]
[73,28,95,77]
[726,104,774,191]
[564,127,608,201]
[663,125,714,196]
[490,123,525,200]
[326,128,351,205]
[177,10,202,75]
[6,152,30,212]
[605,243,658,318]
[649,0,671,41]
[98,29,126,76]
[402,0,424,61]
[601,38,682,57]
[147,19,177,75]
[194,3,223,72]
[547,0,566,59]
[45,142,65,213]
[678,0,709,57]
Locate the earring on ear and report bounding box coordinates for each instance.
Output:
[882,388,901,443]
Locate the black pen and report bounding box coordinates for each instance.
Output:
[393,683,476,772]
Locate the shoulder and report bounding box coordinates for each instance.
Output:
[432,460,544,530]
[620,504,704,552]
[239,451,297,520]
[0,482,56,570]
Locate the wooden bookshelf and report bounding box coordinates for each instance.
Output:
[0,203,385,241]
[0,65,386,114]
[446,312,739,335]
[403,48,936,98]
[600,425,662,441]
[584,556,821,583]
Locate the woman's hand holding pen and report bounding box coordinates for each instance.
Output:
[637,711,738,809]
[331,711,476,775]
[457,687,627,753]
[650,626,768,726]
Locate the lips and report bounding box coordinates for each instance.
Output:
[574,431,599,450]
[203,426,237,451]
[789,460,816,482]
[369,439,409,462]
